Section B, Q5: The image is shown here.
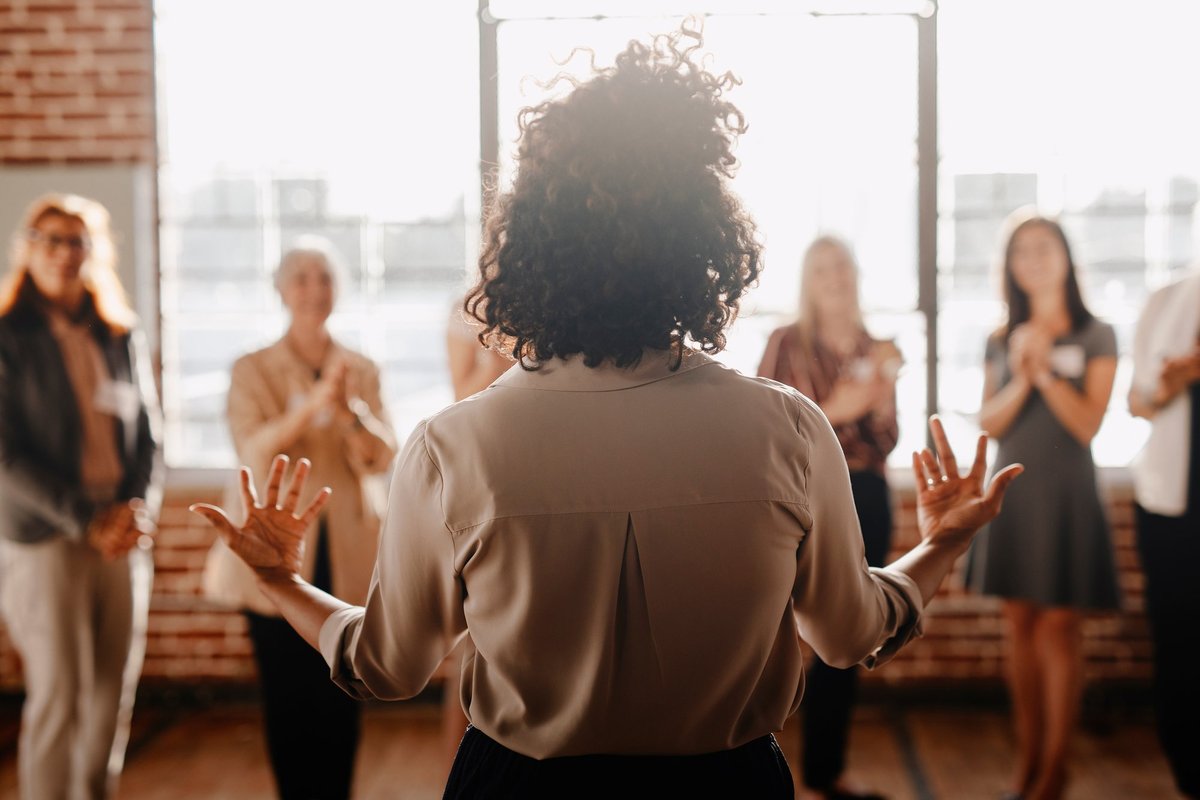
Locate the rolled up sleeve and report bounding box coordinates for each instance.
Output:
[320,419,467,700]
[791,398,924,669]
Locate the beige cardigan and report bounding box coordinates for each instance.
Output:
[320,349,924,758]
[204,339,397,614]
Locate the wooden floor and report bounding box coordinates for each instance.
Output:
[0,699,1181,799]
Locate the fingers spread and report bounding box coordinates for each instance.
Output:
[919,448,943,484]
[298,486,333,527]
[281,458,311,512]
[189,503,237,539]
[967,435,989,483]
[929,415,958,478]
[983,463,1025,510]
[911,452,927,493]
[264,455,289,508]
[239,467,259,511]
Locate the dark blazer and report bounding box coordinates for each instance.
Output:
[0,292,162,544]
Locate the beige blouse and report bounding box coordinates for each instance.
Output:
[45,310,124,497]
[206,339,396,614]
[319,349,924,758]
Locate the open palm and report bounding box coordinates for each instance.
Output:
[191,455,332,581]
[913,416,1024,551]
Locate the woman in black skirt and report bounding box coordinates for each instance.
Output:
[192,25,1022,799]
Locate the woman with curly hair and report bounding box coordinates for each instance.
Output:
[192,26,1020,798]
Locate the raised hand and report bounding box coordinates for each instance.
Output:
[190,455,332,582]
[912,416,1024,552]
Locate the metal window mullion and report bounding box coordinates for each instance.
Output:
[917,7,938,446]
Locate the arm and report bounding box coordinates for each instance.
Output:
[192,425,466,701]
[192,457,340,648]
[793,409,1020,669]
[756,326,785,380]
[0,337,94,537]
[343,362,398,474]
[979,336,1033,439]
[862,378,899,457]
[447,331,511,401]
[1033,356,1117,446]
[117,329,164,518]
[1129,350,1200,420]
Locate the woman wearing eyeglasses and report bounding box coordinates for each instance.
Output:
[0,193,162,800]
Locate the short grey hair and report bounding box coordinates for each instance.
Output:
[273,235,347,295]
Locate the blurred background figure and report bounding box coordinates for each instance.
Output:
[203,238,397,800]
[1128,267,1200,799]
[757,235,901,800]
[0,193,161,800]
[447,296,513,401]
[971,213,1120,800]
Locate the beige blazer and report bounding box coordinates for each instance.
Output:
[319,349,924,758]
[203,339,396,614]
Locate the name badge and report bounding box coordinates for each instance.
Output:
[1049,344,1086,379]
[94,380,141,423]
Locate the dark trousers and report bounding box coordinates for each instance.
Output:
[443,725,794,799]
[244,528,362,800]
[802,470,893,791]
[1135,503,1200,799]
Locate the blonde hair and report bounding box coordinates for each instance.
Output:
[0,193,135,333]
[795,234,864,348]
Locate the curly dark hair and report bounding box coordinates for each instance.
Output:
[466,24,762,369]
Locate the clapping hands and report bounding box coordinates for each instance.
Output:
[87,498,155,560]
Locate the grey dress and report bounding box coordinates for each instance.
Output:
[967,318,1121,610]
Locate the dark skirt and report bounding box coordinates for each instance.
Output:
[444,726,794,799]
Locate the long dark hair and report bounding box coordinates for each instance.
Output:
[1002,214,1093,339]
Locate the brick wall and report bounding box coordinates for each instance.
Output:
[0,485,1153,690]
[0,0,155,165]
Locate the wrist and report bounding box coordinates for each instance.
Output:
[1032,370,1054,390]
[255,567,303,587]
[923,529,973,558]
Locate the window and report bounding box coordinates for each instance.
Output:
[155,1,480,468]
[156,0,1198,472]
[937,0,1200,466]
[494,10,926,465]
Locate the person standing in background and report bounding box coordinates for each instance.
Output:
[203,239,397,800]
[971,212,1120,800]
[447,297,513,400]
[1128,268,1200,799]
[758,235,900,800]
[0,193,162,800]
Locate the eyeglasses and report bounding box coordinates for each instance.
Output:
[27,229,92,253]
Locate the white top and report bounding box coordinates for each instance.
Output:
[1131,271,1200,516]
[319,349,924,758]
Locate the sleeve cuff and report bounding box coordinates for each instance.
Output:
[319,606,366,673]
[861,566,926,670]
